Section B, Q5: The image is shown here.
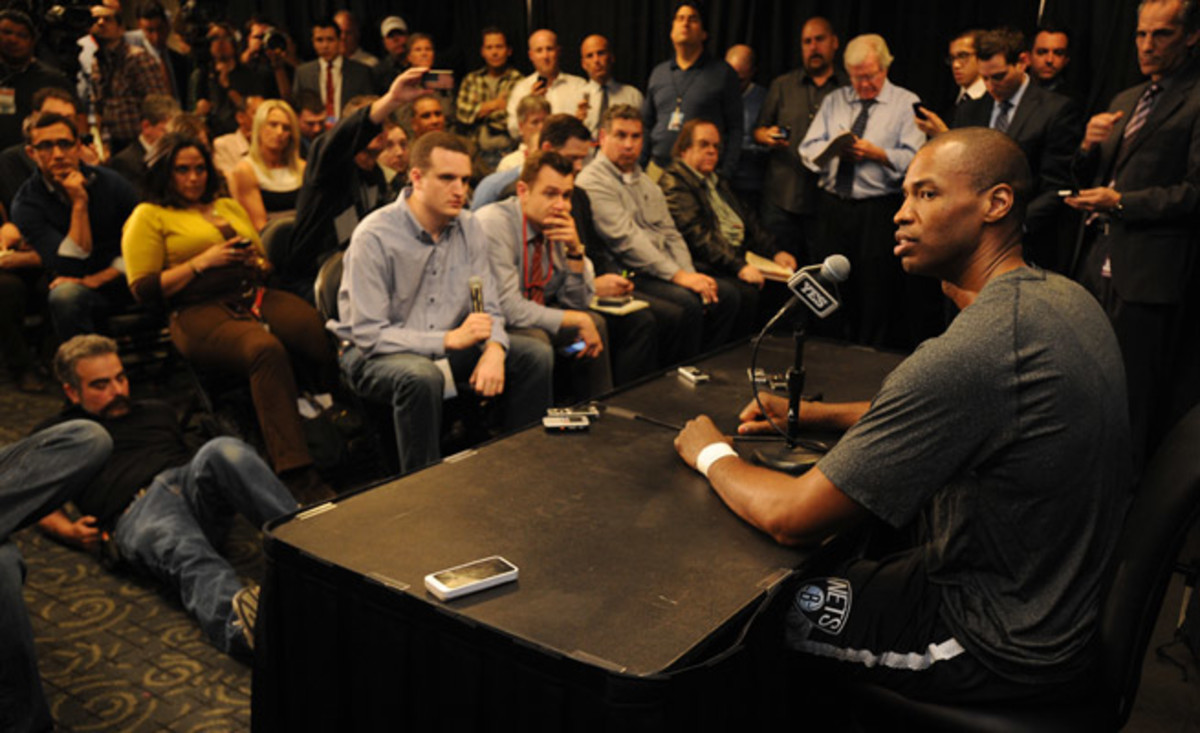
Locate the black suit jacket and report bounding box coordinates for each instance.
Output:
[106,139,149,196]
[954,82,1080,234]
[1071,61,1200,305]
[293,58,375,117]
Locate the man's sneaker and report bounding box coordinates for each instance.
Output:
[232,584,261,651]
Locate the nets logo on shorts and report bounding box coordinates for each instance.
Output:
[793,577,853,636]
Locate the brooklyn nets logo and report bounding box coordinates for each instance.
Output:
[794,577,853,635]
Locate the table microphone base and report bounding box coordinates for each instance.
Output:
[753,444,826,474]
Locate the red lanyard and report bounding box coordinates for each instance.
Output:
[521,216,552,304]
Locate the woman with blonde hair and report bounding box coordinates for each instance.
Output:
[229,99,306,230]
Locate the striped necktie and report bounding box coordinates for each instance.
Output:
[994,100,1013,134]
[1122,83,1162,142]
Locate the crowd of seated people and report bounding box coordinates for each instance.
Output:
[1,6,1198,724]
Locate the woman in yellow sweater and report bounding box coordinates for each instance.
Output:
[122,132,334,503]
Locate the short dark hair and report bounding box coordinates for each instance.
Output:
[481,26,507,44]
[409,131,470,172]
[952,28,983,48]
[519,149,575,185]
[293,89,325,115]
[137,1,167,22]
[32,87,79,114]
[141,94,180,125]
[31,112,78,140]
[600,103,642,133]
[0,9,36,37]
[673,0,706,28]
[671,118,718,159]
[1034,23,1071,44]
[930,127,1033,225]
[312,16,340,35]
[145,133,224,208]
[976,27,1026,65]
[54,335,118,391]
[539,114,591,149]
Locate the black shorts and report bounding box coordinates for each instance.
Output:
[783,547,1064,705]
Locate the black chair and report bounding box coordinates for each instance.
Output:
[314,251,496,475]
[313,250,342,323]
[261,215,296,273]
[848,403,1200,731]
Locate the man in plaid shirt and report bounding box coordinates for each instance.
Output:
[456,27,522,174]
[88,1,170,155]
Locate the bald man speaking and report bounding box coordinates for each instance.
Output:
[676,128,1130,703]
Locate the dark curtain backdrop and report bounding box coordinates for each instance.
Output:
[235,0,1143,117]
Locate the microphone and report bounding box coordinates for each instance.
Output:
[468,276,485,313]
[772,255,851,323]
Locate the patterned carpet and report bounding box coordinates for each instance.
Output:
[3,370,259,732]
[4,365,1200,731]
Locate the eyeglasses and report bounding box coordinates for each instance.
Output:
[849,69,885,84]
[31,138,76,153]
[945,51,976,65]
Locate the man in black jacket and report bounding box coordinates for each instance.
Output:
[659,118,797,334]
[1064,0,1200,470]
[282,67,426,300]
[915,28,1079,272]
[35,335,307,658]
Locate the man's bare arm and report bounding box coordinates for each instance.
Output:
[675,415,869,546]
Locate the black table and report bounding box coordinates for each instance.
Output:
[252,338,904,732]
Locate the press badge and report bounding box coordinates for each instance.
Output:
[0,89,15,116]
[668,106,684,131]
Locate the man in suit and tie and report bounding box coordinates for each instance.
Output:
[915,28,1079,271]
[292,17,375,123]
[1064,0,1200,471]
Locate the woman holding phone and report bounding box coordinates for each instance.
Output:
[121,132,335,502]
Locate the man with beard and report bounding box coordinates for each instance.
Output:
[752,16,847,260]
[36,335,306,658]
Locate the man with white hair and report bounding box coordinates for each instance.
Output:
[799,33,934,349]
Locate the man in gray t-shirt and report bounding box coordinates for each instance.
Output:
[675,128,1130,702]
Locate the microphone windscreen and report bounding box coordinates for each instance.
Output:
[821,255,851,283]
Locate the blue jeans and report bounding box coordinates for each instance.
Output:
[46,280,129,342]
[112,438,297,657]
[340,334,553,475]
[0,421,111,733]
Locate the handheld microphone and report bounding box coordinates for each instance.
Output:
[468,276,485,313]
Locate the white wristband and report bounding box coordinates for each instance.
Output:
[696,442,738,477]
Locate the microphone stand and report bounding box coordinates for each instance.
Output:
[753,311,825,473]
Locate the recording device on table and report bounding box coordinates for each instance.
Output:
[677,366,710,385]
[750,254,851,473]
[543,403,599,431]
[424,556,519,601]
[422,70,454,90]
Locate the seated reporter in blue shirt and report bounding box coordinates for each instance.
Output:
[330,131,553,476]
